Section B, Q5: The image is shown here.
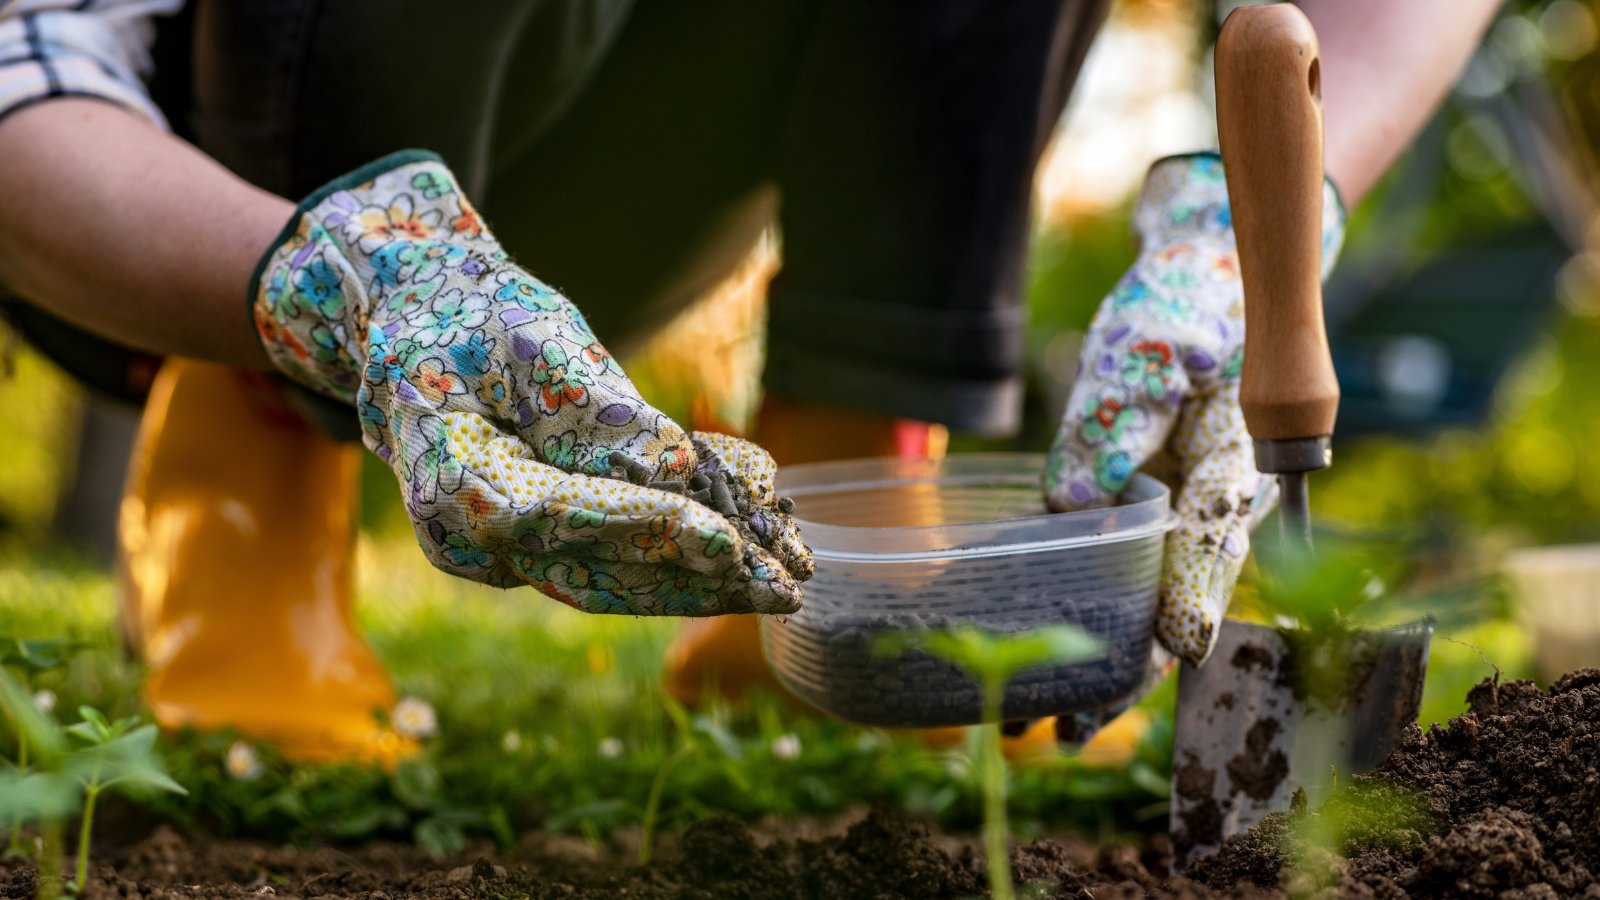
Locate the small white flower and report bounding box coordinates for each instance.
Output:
[772,733,802,761]
[598,737,624,759]
[855,731,884,752]
[31,689,55,713]
[392,697,438,739]
[501,730,523,752]
[226,741,263,781]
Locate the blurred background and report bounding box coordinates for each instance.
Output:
[4,0,1600,846]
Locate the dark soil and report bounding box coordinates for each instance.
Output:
[0,807,1239,900]
[1197,668,1600,897]
[5,670,1597,898]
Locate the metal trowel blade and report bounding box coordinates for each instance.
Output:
[1169,617,1432,865]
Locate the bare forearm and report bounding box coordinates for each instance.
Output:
[0,99,291,367]
[1300,0,1500,204]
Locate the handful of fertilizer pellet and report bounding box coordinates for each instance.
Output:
[606,433,813,597]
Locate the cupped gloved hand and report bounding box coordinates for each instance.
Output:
[251,150,812,615]
[1043,153,1344,666]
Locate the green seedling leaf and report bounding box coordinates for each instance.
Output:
[65,707,142,746]
[73,725,188,796]
[0,770,80,821]
[391,758,442,810]
[0,664,65,764]
[1253,532,1403,631]
[1128,760,1170,798]
[0,638,88,677]
[328,804,407,839]
[662,696,696,747]
[486,805,514,850]
[414,809,494,857]
[78,706,110,735]
[64,721,102,744]
[546,798,632,835]
[414,816,467,857]
[692,715,744,762]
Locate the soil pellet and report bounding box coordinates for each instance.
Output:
[601,442,804,576]
[671,437,807,583]
[708,478,738,518]
[617,455,652,486]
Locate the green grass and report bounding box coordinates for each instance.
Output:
[0,535,1531,854]
[1,540,1183,852]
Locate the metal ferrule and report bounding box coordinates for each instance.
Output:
[1253,436,1332,475]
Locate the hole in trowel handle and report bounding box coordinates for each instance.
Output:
[1307,57,1321,101]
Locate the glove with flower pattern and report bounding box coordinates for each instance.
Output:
[251,150,812,615]
[1043,153,1344,666]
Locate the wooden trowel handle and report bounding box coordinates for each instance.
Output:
[1216,5,1338,444]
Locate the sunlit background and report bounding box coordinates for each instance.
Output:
[4,0,1600,848]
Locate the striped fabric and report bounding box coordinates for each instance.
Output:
[0,0,182,129]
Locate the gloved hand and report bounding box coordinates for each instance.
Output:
[251,150,812,615]
[1043,153,1344,666]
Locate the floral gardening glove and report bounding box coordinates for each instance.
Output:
[1043,153,1344,666]
[251,150,812,615]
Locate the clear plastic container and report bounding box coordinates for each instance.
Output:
[760,453,1171,728]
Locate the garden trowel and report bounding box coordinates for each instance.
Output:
[1169,5,1432,864]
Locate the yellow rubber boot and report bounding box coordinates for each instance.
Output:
[119,359,406,763]
[662,394,948,707]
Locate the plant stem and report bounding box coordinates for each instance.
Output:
[980,678,1014,900]
[639,745,693,865]
[74,785,98,891]
[5,725,27,858]
[34,820,62,900]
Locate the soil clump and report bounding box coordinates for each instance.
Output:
[1197,668,1600,896]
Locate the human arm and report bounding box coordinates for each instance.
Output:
[1307,0,1502,204]
[0,99,286,367]
[1044,0,1500,666]
[0,0,284,366]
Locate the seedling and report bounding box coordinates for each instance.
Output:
[0,667,186,898]
[1246,531,1416,711]
[1249,533,1435,889]
[1282,779,1433,895]
[637,698,748,865]
[1,639,86,859]
[878,625,1103,900]
[63,707,188,889]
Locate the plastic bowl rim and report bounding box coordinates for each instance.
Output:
[780,454,1173,564]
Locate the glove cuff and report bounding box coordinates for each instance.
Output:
[247,149,487,402]
[1134,151,1347,280]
